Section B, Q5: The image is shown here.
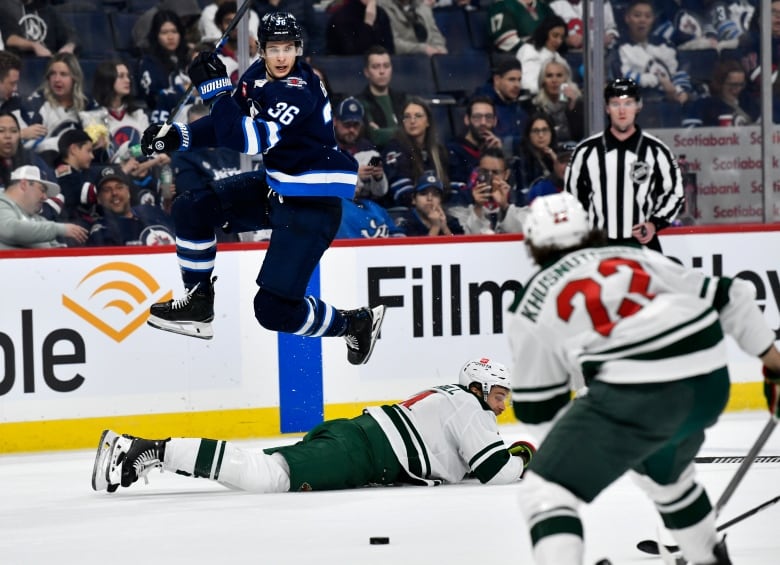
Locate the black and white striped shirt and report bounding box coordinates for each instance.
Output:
[564,126,683,240]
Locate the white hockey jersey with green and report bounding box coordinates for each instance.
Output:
[507,244,775,424]
[365,384,523,485]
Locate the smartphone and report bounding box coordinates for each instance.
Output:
[476,169,492,185]
[368,156,382,167]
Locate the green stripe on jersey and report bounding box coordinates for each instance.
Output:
[472,450,511,483]
[625,318,723,361]
[469,440,504,468]
[381,406,425,477]
[581,311,723,380]
[194,439,218,479]
[712,278,733,312]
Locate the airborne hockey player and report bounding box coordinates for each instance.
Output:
[508,193,780,565]
[139,12,384,365]
[92,357,536,494]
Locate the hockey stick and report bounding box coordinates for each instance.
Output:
[156,0,252,136]
[637,494,780,555]
[636,416,778,556]
[694,455,780,464]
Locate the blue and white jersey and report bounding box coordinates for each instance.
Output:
[188,59,358,199]
[335,198,405,239]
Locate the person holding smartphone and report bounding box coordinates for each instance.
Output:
[333,97,388,201]
[449,147,526,235]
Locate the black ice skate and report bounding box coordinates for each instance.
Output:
[342,305,386,365]
[147,277,216,339]
[91,429,168,493]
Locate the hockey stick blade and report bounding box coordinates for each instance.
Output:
[694,455,780,464]
[636,494,780,555]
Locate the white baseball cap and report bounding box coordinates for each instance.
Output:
[10,165,61,198]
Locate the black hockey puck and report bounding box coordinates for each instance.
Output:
[370,537,389,545]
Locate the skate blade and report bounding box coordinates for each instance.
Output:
[146,316,214,339]
[360,305,386,365]
[92,429,120,492]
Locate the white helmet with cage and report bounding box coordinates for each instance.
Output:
[459,357,510,401]
[523,192,589,250]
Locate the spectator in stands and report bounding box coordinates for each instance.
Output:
[357,45,408,150]
[474,57,530,155]
[200,0,260,44]
[213,2,260,84]
[252,0,324,57]
[80,60,151,167]
[449,146,526,235]
[0,110,53,189]
[377,0,447,56]
[0,51,22,116]
[51,128,96,225]
[614,1,692,110]
[333,97,388,202]
[513,112,559,193]
[529,55,583,143]
[684,58,758,127]
[383,97,449,207]
[310,64,336,102]
[170,102,241,238]
[335,184,405,239]
[524,140,571,203]
[0,51,46,143]
[398,171,463,236]
[132,0,201,52]
[20,53,99,166]
[0,164,87,249]
[0,0,78,58]
[137,10,192,124]
[736,0,778,121]
[488,0,554,54]
[516,14,568,94]
[326,0,395,56]
[651,0,754,52]
[86,165,175,247]
[446,95,502,191]
[550,0,619,50]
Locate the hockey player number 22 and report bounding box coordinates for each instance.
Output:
[557,258,655,337]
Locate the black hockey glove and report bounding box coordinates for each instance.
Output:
[763,366,780,418]
[188,52,232,102]
[508,440,536,471]
[141,123,189,156]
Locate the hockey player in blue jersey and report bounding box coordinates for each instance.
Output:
[139,11,385,365]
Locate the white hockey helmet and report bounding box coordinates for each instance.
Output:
[523,192,589,249]
[459,357,510,401]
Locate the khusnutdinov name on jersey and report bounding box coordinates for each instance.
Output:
[519,246,646,324]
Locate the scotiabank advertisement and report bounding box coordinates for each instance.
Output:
[651,126,780,225]
[1,228,778,452]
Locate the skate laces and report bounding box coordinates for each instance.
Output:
[133,449,163,485]
[170,284,199,311]
[344,335,359,350]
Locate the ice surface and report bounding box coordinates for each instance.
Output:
[1,411,778,564]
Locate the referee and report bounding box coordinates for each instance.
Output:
[564,78,683,252]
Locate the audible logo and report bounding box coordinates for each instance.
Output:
[62,261,172,342]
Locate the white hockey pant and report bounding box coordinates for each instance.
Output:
[164,438,291,493]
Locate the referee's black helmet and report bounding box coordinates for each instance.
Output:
[604,78,641,103]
